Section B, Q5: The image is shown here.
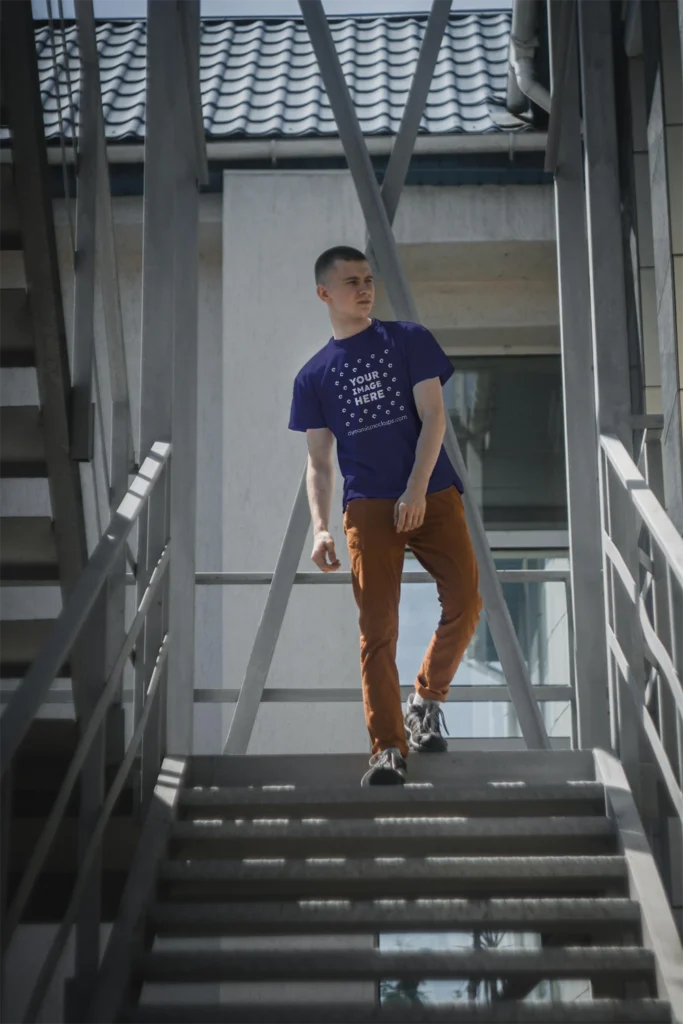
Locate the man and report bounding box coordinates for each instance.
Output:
[289,245,482,786]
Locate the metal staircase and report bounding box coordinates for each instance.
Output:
[85,749,680,1023]
[1,2,683,1023]
[0,151,85,690]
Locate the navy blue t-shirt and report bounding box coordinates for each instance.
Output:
[289,319,463,509]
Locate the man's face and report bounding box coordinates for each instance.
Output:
[317,259,375,318]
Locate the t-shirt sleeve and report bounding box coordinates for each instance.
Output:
[288,370,328,432]
[402,323,454,388]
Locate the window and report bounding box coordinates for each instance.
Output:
[445,356,567,531]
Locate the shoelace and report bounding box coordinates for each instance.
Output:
[422,701,450,737]
[369,748,402,767]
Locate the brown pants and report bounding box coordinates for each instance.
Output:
[344,486,482,758]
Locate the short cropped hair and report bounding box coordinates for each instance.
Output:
[314,245,368,285]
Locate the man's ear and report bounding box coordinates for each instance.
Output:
[316,283,330,305]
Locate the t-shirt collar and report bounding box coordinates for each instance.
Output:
[329,318,378,348]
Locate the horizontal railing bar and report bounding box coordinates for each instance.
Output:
[189,685,575,704]
[21,633,170,1024]
[0,442,171,777]
[22,567,572,590]
[603,533,638,604]
[2,684,575,706]
[2,543,171,950]
[601,434,683,588]
[190,569,571,586]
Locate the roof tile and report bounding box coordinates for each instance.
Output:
[19,11,521,142]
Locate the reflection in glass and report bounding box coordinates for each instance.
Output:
[445,357,567,531]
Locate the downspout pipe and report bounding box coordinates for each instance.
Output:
[507,0,552,114]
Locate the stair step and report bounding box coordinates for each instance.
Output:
[0,516,58,582]
[0,289,33,367]
[0,619,67,678]
[179,782,607,820]
[188,750,595,789]
[0,406,46,477]
[150,896,642,939]
[136,946,655,985]
[123,1000,673,1024]
[160,855,628,900]
[170,817,616,859]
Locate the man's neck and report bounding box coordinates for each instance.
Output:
[330,313,373,341]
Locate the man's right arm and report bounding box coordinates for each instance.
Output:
[306,428,341,573]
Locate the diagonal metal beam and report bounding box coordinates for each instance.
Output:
[544,0,575,174]
[366,0,451,246]
[301,0,550,751]
[223,468,311,754]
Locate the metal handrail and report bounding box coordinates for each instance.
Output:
[600,433,683,823]
[0,442,171,1022]
[2,543,170,949]
[193,568,572,585]
[0,442,170,774]
[22,634,170,1024]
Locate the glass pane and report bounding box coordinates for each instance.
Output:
[445,356,567,531]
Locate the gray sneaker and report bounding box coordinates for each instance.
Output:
[404,692,449,752]
[360,748,407,787]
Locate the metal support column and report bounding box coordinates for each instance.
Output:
[141,1,204,759]
[138,1,177,784]
[71,6,97,463]
[166,0,204,756]
[301,0,549,750]
[548,0,610,750]
[578,0,645,793]
[578,1,636,451]
[73,0,130,753]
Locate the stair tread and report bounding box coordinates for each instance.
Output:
[0,619,68,677]
[0,406,46,477]
[138,945,655,983]
[0,289,33,367]
[150,896,642,936]
[160,854,627,899]
[179,782,607,820]
[188,750,595,789]
[0,516,58,580]
[123,1001,673,1024]
[171,816,615,858]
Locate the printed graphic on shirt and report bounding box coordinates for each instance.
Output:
[331,348,407,435]
[288,319,462,508]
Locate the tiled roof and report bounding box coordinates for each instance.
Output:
[31,12,518,142]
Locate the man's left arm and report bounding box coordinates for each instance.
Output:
[394,377,446,532]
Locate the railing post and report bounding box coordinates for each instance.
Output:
[65,586,108,1022]
[140,476,168,813]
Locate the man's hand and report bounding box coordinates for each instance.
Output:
[394,484,427,533]
[311,530,341,572]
